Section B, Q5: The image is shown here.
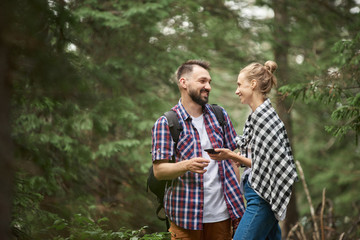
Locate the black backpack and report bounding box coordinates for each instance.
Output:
[147,104,225,229]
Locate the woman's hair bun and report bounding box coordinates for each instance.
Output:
[264,60,277,74]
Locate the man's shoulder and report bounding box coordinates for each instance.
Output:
[205,104,228,121]
[153,105,178,125]
[206,103,226,112]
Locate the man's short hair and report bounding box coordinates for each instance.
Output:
[176,60,210,80]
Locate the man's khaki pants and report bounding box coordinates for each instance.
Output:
[169,219,232,240]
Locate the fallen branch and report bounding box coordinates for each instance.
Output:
[296,160,320,240]
[320,188,326,240]
[339,232,345,240]
[287,222,299,239]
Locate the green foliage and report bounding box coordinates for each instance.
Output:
[48,215,170,240]
[13,209,170,240]
[9,0,252,238]
[325,94,360,141]
[8,0,360,238]
[272,0,360,231]
[279,34,360,141]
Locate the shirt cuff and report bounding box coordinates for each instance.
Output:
[152,148,172,161]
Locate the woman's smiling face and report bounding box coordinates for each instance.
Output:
[235,72,253,105]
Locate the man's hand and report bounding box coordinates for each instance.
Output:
[186,157,210,174]
[153,157,210,180]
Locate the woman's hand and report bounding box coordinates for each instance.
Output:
[233,153,243,167]
[207,148,235,161]
[208,149,252,168]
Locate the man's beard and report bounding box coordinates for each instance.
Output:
[189,88,209,106]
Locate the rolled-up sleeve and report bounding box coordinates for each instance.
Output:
[151,116,174,161]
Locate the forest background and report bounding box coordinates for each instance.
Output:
[0,0,359,239]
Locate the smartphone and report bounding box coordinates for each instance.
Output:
[204,148,219,154]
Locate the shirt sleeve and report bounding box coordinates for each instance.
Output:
[151,116,174,161]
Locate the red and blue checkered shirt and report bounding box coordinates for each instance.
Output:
[151,100,245,230]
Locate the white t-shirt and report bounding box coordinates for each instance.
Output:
[191,114,230,223]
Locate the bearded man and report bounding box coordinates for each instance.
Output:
[151,60,245,240]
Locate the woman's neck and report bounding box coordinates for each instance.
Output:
[249,95,265,112]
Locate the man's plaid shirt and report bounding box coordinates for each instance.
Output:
[151,100,245,230]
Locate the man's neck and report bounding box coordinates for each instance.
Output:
[181,96,203,118]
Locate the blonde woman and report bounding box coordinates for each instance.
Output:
[208,61,298,240]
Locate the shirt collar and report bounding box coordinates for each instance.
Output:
[251,98,272,120]
[175,99,211,121]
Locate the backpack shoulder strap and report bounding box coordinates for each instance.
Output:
[210,104,225,133]
[163,110,182,162]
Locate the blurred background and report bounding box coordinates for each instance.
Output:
[1,0,359,239]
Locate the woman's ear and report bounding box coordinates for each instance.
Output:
[250,79,257,90]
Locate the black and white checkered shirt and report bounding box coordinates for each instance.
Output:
[236,98,298,221]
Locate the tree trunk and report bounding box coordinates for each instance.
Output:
[0,1,14,239]
[272,0,299,238]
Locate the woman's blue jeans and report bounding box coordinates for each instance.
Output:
[233,178,281,240]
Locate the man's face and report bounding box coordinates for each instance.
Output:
[186,65,212,106]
